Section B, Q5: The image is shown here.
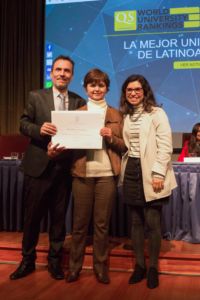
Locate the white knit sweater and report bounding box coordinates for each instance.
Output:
[86,98,114,177]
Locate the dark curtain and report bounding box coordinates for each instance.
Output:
[0,0,44,134]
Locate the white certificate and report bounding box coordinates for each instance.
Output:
[51,111,104,149]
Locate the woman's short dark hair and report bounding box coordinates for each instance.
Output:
[83,69,110,90]
[119,74,157,115]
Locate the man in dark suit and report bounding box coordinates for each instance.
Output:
[10,55,86,280]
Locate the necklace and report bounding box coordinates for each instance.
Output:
[130,110,144,122]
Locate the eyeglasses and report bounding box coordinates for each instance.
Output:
[126,87,143,94]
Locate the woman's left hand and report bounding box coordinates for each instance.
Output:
[100,127,112,138]
[100,127,113,143]
[152,177,164,193]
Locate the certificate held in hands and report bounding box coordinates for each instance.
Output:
[51,111,104,149]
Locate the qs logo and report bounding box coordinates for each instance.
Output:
[114,10,137,31]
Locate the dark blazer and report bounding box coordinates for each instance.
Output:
[20,88,86,177]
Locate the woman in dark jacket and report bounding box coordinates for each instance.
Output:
[48,69,126,284]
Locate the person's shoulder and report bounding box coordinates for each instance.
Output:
[151,106,167,117]
[150,106,170,128]
[151,106,163,113]
[29,88,52,97]
[108,105,122,115]
[68,90,85,100]
[183,139,189,146]
[78,104,87,111]
[107,106,123,121]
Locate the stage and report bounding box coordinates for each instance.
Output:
[1,162,200,299]
[0,232,200,300]
[1,232,200,275]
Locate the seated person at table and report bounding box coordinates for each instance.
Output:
[178,123,200,162]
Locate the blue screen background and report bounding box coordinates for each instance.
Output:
[44,0,200,132]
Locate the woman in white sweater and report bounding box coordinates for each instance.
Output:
[66,69,125,284]
[119,74,177,289]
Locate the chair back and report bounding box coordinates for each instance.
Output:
[0,135,30,159]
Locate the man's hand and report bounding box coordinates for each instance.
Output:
[47,142,66,158]
[40,122,57,136]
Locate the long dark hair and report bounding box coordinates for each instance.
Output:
[188,123,200,155]
[119,74,158,115]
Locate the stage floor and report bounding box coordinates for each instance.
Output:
[1,232,200,276]
[1,232,200,300]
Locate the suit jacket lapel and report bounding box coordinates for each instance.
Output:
[68,91,75,110]
[45,88,54,112]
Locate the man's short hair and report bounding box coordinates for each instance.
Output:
[51,55,75,73]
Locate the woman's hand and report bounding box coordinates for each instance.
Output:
[47,142,66,158]
[152,177,164,193]
[100,127,113,143]
[100,127,112,137]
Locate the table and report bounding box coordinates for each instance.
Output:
[0,160,24,231]
[0,159,125,236]
[0,160,72,233]
[162,163,200,243]
[1,160,200,242]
